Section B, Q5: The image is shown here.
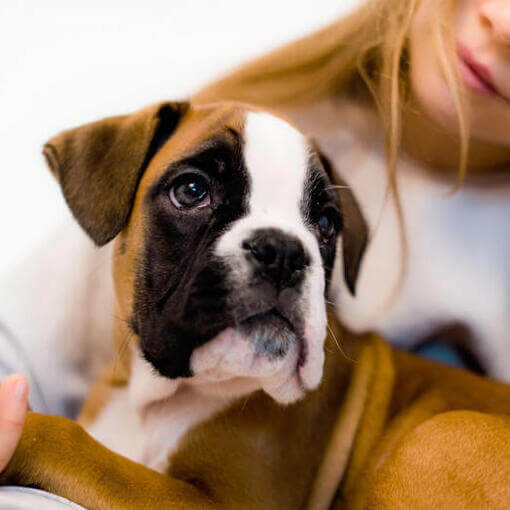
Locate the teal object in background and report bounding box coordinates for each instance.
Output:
[415,343,467,369]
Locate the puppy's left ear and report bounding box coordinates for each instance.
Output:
[319,151,368,295]
[43,101,189,246]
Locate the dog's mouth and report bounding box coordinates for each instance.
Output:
[237,308,309,374]
[186,304,313,404]
[239,309,296,357]
[241,309,295,335]
[138,285,321,405]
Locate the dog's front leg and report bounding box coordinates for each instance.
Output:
[0,413,215,510]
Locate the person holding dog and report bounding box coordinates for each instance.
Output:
[1,0,510,495]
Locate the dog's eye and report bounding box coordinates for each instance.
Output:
[169,173,211,210]
[317,211,339,242]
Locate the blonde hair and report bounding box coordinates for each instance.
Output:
[195,0,469,283]
[196,0,468,184]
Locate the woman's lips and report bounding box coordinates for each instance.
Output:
[457,44,499,97]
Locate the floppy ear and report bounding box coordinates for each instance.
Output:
[43,101,189,246]
[319,151,368,295]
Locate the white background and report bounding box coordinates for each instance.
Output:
[0,0,360,279]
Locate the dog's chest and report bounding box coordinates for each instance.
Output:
[85,386,227,472]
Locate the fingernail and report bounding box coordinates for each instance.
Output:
[14,379,28,400]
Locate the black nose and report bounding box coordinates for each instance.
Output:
[243,229,310,289]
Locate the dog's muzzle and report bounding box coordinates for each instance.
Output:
[189,227,326,404]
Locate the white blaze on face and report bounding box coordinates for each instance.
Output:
[192,112,328,404]
[244,112,310,225]
[217,111,321,264]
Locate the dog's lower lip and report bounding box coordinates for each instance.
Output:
[242,309,294,331]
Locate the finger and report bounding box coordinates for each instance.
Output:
[0,374,28,471]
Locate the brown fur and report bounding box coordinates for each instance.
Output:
[2,318,510,509]
[1,102,509,509]
[43,102,189,246]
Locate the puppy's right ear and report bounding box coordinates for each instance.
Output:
[317,150,368,296]
[43,102,189,246]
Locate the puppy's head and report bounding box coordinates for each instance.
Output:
[44,102,367,404]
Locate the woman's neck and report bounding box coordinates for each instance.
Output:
[400,98,510,177]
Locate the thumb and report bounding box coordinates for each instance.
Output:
[0,374,29,472]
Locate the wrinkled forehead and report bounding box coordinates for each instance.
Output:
[134,103,330,227]
[140,103,246,187]
[142,103,318,183]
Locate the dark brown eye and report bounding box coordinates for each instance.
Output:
[317,214,336,241]
[169,173,211,210]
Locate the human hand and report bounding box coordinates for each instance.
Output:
[0,375,28,472]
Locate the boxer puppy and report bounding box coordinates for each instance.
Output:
[1,101,509,510]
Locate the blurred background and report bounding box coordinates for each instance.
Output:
[0,0,360,279]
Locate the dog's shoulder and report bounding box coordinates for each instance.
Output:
[390,347,510,416]
[311,327,510,508]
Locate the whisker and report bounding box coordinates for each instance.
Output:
[239,395,251,415]
[113,329,134,377]
[118,329,134,357]
[113,314,133,327]
[325,184,351,191]
[327,323,355,363]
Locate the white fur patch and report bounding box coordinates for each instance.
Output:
[210,112,327,402]
[86,349,233,472]
[190,327,303,404]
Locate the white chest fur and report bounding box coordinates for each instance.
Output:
[291,100,510,380]
[85,354,232,472]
